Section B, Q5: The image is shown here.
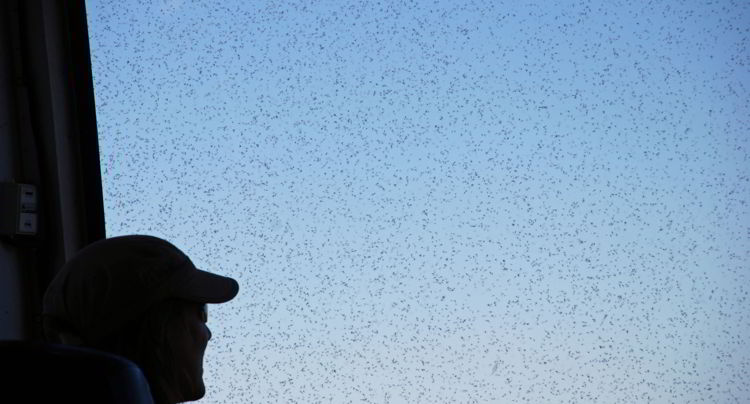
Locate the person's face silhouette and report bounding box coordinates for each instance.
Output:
[170,302,212,401]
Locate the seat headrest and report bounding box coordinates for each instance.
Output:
[0,341,154,404]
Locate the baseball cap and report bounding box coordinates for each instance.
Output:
[42,235,239,344]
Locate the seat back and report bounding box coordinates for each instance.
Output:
[0,341,154,404]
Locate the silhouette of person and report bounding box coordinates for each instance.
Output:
[42,235,239,404]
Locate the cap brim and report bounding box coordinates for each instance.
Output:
[174,269,239,303]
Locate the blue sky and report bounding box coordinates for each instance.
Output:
[86,1,748,402]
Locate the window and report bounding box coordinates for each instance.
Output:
[87,1,749,402]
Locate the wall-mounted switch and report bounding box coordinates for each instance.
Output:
[1,182,39,238]
[19,184,37,212]
[18,212,37,234]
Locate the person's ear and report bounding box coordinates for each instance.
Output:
[58,332,85,346]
